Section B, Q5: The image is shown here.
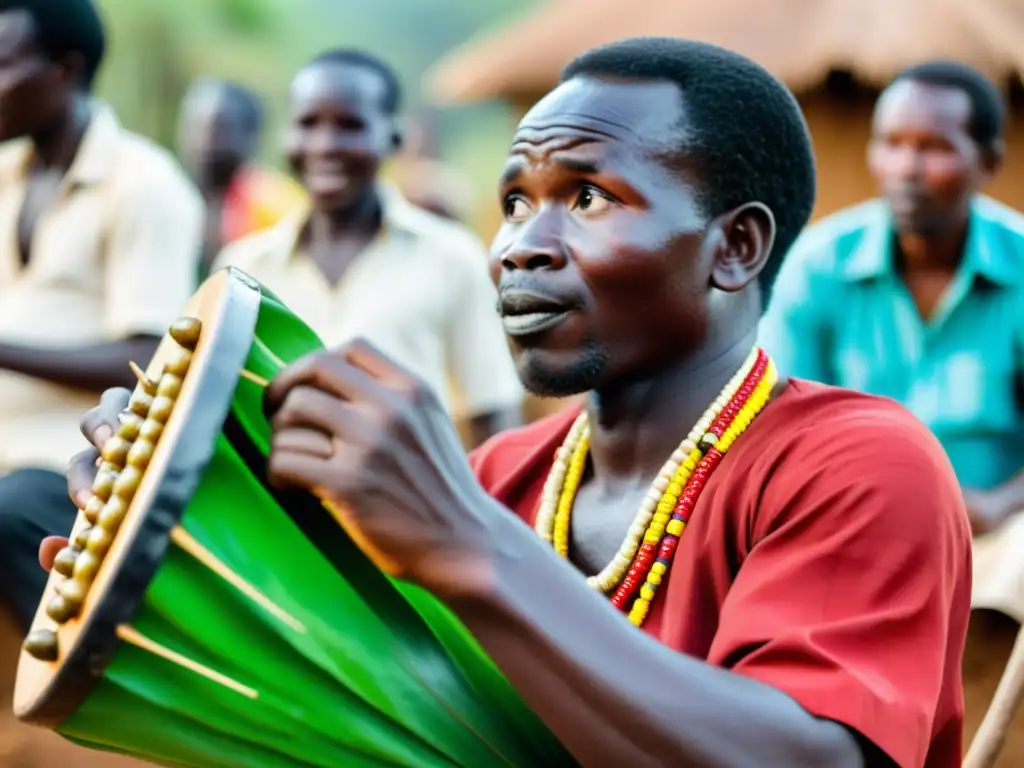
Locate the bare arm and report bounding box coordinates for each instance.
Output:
[445,511,864,768]
[988,471,1024,513]
[0,335,159,392]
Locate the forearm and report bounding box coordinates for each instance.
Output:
[0,335,160,392]
[989,470,1024,515]
[445,513,861,768]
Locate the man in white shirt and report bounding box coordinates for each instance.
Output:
[0,0,203,631]
[214,49,522,446]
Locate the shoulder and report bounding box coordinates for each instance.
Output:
[783,199,888,273]
[470,406,580,494]
[972,194,1024,234]
[751,381,969,546]
[972,195,1024,270]
[111,130,201,209]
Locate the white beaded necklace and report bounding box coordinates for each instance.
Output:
[534,347,759,593]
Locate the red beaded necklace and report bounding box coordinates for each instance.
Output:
[536,348,777,626]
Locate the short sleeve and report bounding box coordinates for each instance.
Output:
[757,237,836,385]
[103,167,204,338]
[445,236,523,416]
[710,414,972,768]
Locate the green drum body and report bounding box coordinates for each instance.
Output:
[14,268,575,768]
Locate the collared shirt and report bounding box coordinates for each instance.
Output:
[0,103,203,472]
[759,195,1024,491]
[212,187,523,417]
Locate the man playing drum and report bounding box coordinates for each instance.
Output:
[54,38,970,767]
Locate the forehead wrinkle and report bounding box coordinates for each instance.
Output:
[508,133,602,157]
[514,116,634,142]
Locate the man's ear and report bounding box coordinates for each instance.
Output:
[981,138,1005,181]
[390,115,405,153]
[709,201,776,293]
[58,51,86,91]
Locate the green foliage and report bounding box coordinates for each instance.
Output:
[92,0,540,231]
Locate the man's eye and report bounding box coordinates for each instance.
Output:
[504,196,531,221]
[575,186,613,214]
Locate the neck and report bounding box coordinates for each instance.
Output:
[31,95,91,172]
[308,188,382,243]
[586,331,757,485]
[897,220,968,273]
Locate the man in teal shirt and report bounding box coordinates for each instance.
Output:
[760,60,1024,539]
[761,64,1024,751]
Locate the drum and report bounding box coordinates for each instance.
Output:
[13,267,575,768]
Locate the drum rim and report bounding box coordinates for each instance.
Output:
[14,267,263,726]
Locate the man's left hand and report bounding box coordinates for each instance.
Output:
[266,338,500,598]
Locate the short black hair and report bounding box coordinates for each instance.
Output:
[303,49,402,115]
[221,81,264,137]
[891,60,1005,152]
[561,37,817,305]
[0,0,106,88]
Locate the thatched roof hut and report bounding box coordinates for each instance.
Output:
[426,0,1024,103]
[424,0,1024,222]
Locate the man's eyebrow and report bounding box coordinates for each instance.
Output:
[499,156,603,188]
[558,158,601,175]
[498,165,522,188]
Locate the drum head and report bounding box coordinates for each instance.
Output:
[14,268,262,726]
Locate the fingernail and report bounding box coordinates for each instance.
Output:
[94,425,113,446]
[75,490,93,509]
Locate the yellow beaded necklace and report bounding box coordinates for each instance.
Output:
[535,348,775,607]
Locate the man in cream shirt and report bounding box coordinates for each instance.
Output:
[0,0,202,631]
[214,49,522,445]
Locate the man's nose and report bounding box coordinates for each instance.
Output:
[887,145,925,181]
[500,210,567,272]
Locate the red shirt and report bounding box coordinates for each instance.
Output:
[470,379,971,768]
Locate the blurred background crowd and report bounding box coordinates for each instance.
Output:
[3,0,1024,764]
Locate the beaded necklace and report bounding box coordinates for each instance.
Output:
[535,347,777,627]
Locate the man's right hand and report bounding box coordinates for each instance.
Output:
[40,387,132,571]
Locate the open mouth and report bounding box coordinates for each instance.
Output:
[498,291,572,337]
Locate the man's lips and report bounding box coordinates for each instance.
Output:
[498,291,574,337]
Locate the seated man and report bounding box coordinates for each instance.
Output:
[0,0,202,632]
[759,60,1024,759]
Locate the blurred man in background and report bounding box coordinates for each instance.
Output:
[177,77,306,277]
[389,105,472,222]
[759,60,1024,760]
[213,50,522,447]
[0,0,203,633]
